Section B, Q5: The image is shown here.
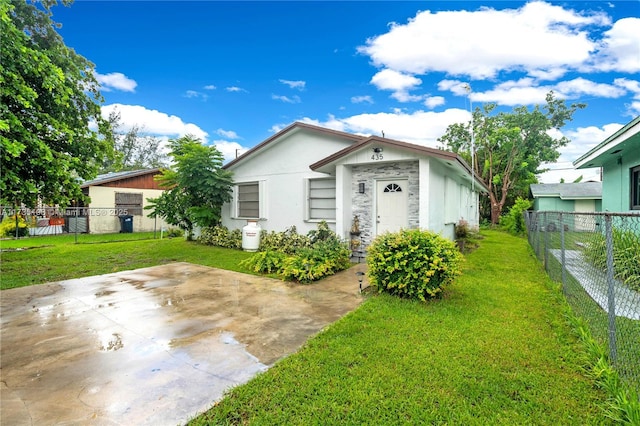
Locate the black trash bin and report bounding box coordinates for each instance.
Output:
[118,215,133,233]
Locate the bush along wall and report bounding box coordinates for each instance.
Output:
[367,229,463,301]
[240,221,351,284]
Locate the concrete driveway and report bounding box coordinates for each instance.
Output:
[0,262,366,425]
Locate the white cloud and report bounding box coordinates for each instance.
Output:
[226,86,248,93]
[614,78,640,98]
[102,103,208,142]
[272,94,301,104]
[214,140,249,163]
[184,90,208,100]
[358,2,610,79]
[96,72,137,92]
[300,108,470,147]
[437,80,470,96]
[351,95,374,104]
[216,128,240,139]
[424,96,445,108]
[459,77,630,106]
[279,79,306,90]
[591,17,640,73]
[555,77,626,98]
[370,69,421,92]
[204,85,217,90]
[627,100,640,117]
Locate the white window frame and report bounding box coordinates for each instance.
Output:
[233,181,266,219]
[305,177,336,222]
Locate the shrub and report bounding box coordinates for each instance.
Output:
[0,215,29,238]
[241,221,351,283]
[199,225,242,249]
[259,226,311,254]
[500,197,532,236]
[367,229,463,301]
[583,229,640,292]
[166,227,184,238]
[280,238,351,284]
[240,250,287,274]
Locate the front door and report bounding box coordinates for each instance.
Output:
[376,180,408,235]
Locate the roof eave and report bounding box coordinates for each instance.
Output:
[223,122,365,170]
[574,116,640,169]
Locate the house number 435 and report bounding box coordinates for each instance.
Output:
[371,153,383,160]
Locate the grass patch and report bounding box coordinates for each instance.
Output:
[190,230,606,424]
[0,231,159,248]
[0,237,254,290]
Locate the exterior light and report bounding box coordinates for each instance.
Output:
[358,182,365,193]
[356,271,365,292]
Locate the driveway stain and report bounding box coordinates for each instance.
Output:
[0,262,366,425]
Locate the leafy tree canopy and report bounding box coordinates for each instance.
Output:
[0,0,114,207]
[438,91,585,224]
[101,109,168,173]
[146,135,233,236]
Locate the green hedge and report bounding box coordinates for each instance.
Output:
[367,229,463,301]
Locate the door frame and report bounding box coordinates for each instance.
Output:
[374,178,409,236]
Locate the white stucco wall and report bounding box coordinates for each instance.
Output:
[222,129,355,234]
[87,186,168,234]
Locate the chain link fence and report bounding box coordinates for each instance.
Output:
[524,211,640,396]
[0,206,170,243]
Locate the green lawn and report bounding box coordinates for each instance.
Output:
[190,230,606,425]
[0,235,254,290]
[1,230,610,423]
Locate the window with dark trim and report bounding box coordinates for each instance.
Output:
[237,182,260,218]
[115,192,143,215]
[631,165,640,210]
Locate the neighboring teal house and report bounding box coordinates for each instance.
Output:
[574,116,640,212]
[530,182,602,212]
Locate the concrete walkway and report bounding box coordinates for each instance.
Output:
[550,249,640,320]
[0,262,367,425]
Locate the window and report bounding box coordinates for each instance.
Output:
[237,182,260,218]
[632,165,640,210]
[384,183,402,193]
[115,192,143,215]
[308,178,336,221]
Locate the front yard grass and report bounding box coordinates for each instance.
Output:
[1,230,610,423]
[190,230,606,424]
[0,236,254,290]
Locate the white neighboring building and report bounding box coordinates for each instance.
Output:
[221,122,486,243]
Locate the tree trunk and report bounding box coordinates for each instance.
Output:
[489,193,503,225]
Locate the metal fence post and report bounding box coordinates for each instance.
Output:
[74,207,79,244]
[604,214,617,364]
[560,212,566,294]
[543,212,549,271]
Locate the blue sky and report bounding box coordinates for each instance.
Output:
[53,1,639,182]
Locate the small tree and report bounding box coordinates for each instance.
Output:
[146,135,233,237]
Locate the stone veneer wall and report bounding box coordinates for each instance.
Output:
[350,161,420,247]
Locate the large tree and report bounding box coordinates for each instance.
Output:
[101,109,168,173]
[438,92,585,224]
[0,0,113,207]
[146,135,233,237]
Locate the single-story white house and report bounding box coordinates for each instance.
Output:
[221,122,487,244]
